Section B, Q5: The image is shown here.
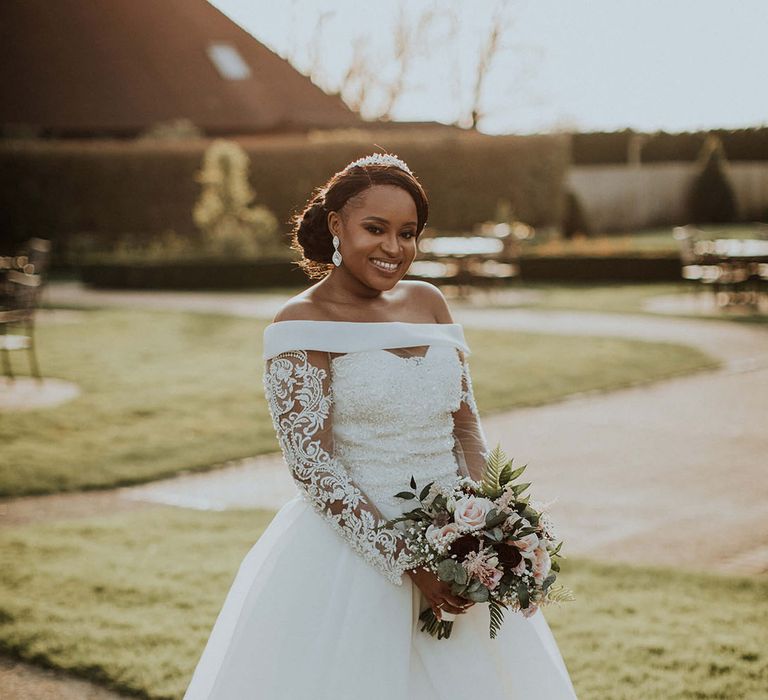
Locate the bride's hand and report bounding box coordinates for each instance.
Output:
[406,567,474,619]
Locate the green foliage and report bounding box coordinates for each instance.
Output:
[192,139,280,258]
[546,584,576,604]
[479,443,510,498]
[488,598,506,639]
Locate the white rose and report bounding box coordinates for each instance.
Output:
[453,495,495,531]
[425,522,460,552]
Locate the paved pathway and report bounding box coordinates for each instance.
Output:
[2,281,767,698]
[0,656,127,700]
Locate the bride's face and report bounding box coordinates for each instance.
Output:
[328,184,420,291]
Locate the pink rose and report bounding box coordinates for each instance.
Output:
[453,495,495,531]
[425,522,460,551]
[512,533,540,559]
[488,568,504,590]
[532,546,551,584]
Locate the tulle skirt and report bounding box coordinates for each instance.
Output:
[183,494,577,699]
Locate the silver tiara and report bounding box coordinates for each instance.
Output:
[345,152,413,175]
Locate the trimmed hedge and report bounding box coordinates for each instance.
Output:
[78,253,683,289]
[643,127,768,163]
[571,129,635,165]
[0,130,569,256]
[78,259,305,290]
[518,254,681,282]
[571,126,768,165]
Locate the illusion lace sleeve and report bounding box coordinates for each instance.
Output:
[452,349,490,483]
[263,348,424,586]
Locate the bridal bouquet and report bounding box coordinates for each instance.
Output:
[385,443,573,640]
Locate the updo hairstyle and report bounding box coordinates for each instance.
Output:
[288,157,429,279]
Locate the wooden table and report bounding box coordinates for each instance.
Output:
[408,235,519,297]
[693,238,768,262]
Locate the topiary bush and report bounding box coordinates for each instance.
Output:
[686,135,738,224]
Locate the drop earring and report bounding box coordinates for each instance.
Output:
[332,234,342,266]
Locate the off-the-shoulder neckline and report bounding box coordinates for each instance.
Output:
[267,320,460,326]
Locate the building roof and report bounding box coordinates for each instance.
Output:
[0,0,363,137]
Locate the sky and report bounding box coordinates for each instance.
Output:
[208,0,768,135]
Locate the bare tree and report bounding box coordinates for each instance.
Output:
[305,10,336,85]
[311,0,446,121]
[466,0,517,130]
[377,3,441,119]
[337,36,377,115]
[275,0,528,131]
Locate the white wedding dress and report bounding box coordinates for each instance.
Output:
[183,321,577,699]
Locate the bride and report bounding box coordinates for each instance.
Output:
[183,153,577,699]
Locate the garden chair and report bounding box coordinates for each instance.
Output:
[0,238,51,381]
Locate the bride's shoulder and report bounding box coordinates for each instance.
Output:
[400,280,454,324]
[272,290,328,323]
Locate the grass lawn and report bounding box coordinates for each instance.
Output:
[491,281,768,325]
[0,308,718,498]
[520,281,701,314]
[0,507,765,699]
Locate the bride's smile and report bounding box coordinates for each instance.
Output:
[326,183,420,292]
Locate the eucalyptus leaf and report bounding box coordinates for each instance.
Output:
[467,579,483,593]
[450,582,469,596]
[437,559,458,581]
[395,491,416,500]
[467,586,490,602]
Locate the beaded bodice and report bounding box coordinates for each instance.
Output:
[330,346,464,520]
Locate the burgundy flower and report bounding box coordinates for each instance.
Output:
[447,534,481,559]
[495,542,523,568]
